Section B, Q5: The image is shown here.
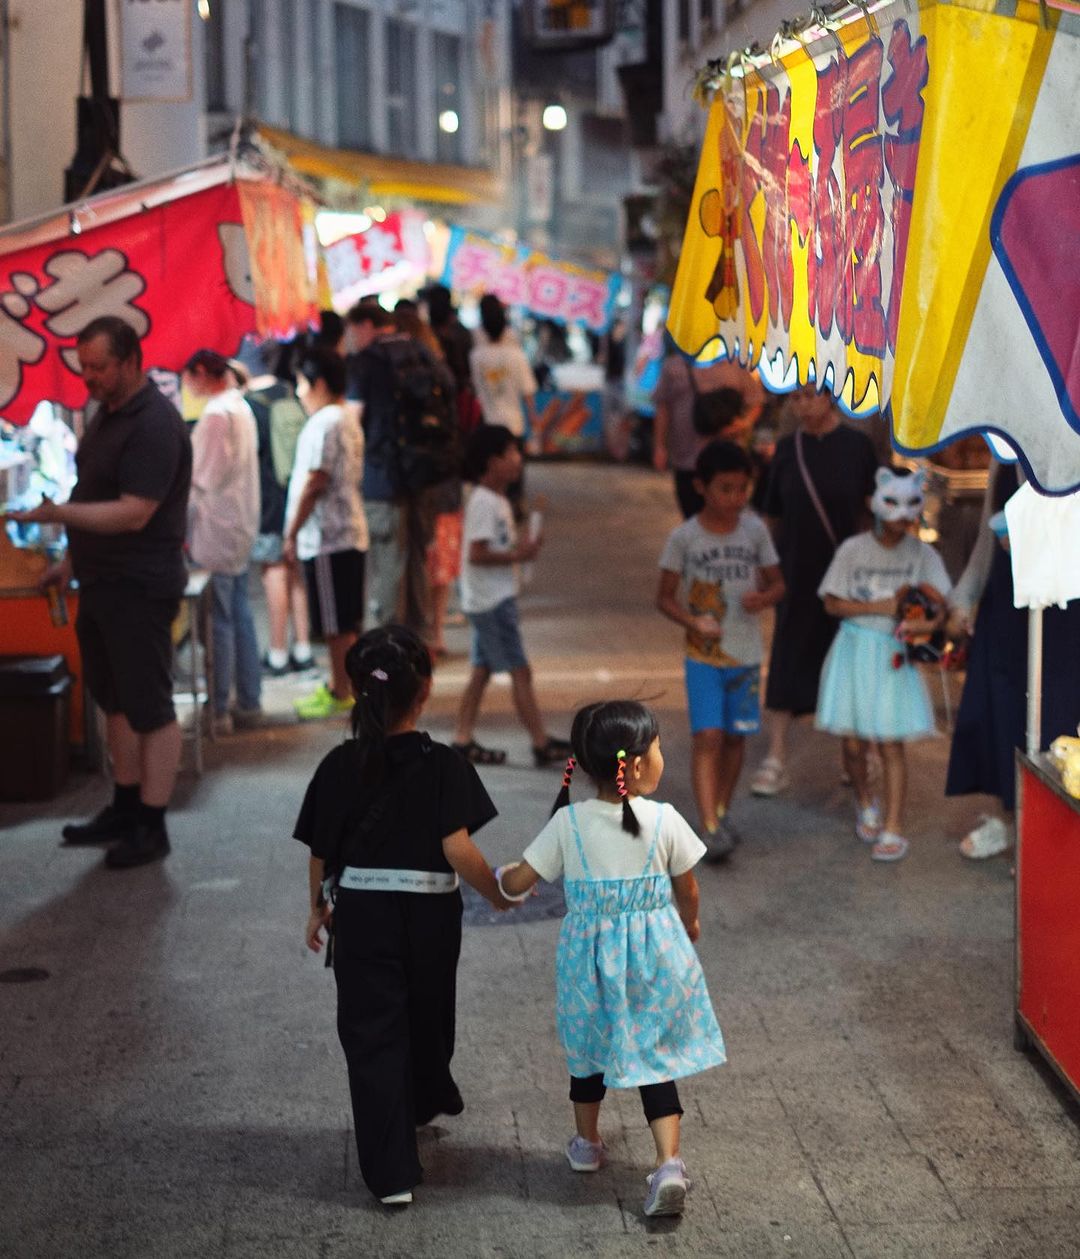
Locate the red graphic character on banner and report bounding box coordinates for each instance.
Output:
[882,21,929,355]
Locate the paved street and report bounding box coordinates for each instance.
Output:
[2,461,1078,1259]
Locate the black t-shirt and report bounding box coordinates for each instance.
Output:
[294,732,498,874]
[68,380,193,599]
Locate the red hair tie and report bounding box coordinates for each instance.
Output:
[562,756,575,789]
[616,749,628,798]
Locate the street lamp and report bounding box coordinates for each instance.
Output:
[542,103,568,131]
[438,109,460,134]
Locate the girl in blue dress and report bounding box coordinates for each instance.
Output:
[497,700,726,1218]
[815,468,951,863]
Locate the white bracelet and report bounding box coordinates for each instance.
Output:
[495,864,529,903]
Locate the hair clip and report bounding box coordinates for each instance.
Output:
[370,668,388,681]
[615,748,628,799]
[562,756,575,789]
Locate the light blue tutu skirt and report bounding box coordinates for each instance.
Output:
[815,620,937,742]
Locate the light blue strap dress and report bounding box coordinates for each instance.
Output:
[556,802,727,1089]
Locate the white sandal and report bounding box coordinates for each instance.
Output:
[871,831,910,862]
[959,815,1011,860]
[750,756,789,797]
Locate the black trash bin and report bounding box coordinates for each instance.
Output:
[0,655,72,801]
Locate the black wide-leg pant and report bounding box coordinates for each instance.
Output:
[333,887,464,1199]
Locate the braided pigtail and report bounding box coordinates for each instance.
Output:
[549,756,576,817]
[616,748,641,837]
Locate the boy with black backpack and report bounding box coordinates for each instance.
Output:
[345,302,459,637]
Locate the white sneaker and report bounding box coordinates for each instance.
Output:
[959,815,1010,859]
[750,757,788,797]
[855,801,882,844]
[379,1190,413,1206]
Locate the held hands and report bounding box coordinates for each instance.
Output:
[282,536,299,567]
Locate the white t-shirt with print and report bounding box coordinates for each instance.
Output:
[523,797,706,882]
[818,530,952,632]
[470,341,537,436]
[285,404,368,562]
[460,483,518,614]
[659,510,779,666]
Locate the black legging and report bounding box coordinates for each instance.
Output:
[570,1073,683,1124]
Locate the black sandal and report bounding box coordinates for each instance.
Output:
[533,736,574,767]
[453,740,508,766]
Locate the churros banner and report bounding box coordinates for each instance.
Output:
[442,228,622,333]
[669,1,1080,493]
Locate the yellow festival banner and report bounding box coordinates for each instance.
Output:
[668,1,1080,493]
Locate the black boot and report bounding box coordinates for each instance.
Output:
[62,805,138,846]
[105,822,170,869]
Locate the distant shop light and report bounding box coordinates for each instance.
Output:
[542,104,568,131]
[363,205,387,223]
[197,0,211,19]
[438,110,460,134]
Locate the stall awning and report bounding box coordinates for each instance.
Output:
[257,124,505,207]
[668,0,1080,494]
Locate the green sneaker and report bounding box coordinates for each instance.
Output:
[294,683,354,721]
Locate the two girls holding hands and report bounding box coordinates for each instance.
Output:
[295,635,725,1217]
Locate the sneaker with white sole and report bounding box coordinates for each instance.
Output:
[566,1134,607,1172]
[871,831,910,862]
[379,1190,413,1206]
[855,801,882,844]
[750,757,788,797]
[644,1158,690,1217]
[959,815,1010,860]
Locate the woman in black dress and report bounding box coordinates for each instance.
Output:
[750,385,879,795]
[295,625,512,1204]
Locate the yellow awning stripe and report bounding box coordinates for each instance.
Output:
[256,124,504,207]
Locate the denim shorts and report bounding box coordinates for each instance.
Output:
[468,597,528,673]
[684,659,761,735]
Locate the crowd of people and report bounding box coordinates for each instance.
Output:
[7,301,1077,1219]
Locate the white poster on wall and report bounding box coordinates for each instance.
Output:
[120,0,192,102]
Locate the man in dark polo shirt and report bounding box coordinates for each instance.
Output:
[6,316,192,868]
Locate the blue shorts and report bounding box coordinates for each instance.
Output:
[468,597,529,673]
[684,659,761,735]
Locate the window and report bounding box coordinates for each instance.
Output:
[204,0,227,112]
[386,18,418,157]
[282,0,299,128]
[699,0,713,28]
[307,0,322,138]
[433,32,462,164]
[678,0,691,43]
[334,4,371,150]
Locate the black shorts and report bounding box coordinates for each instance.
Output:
[303,549,365,639]
[76,580,179,734]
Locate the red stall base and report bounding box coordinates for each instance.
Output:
[1016,753,1080,1102]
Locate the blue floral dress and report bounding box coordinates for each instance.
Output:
[556,803,727,1088]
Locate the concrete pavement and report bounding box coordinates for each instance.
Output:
[1,462,1079,1259]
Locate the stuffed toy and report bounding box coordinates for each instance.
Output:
[892,584,947,668]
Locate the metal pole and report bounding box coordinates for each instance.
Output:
[1026,605,1044,758]
[0,0,11,223]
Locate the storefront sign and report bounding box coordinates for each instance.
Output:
[523,0,616,51]
[120,0,192,102]
[323,211,430,305]
[669,0,1080,493]
[0,184,256,424]
[442,228,621,333]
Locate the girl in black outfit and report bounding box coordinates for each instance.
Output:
[295,625,511,1205]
